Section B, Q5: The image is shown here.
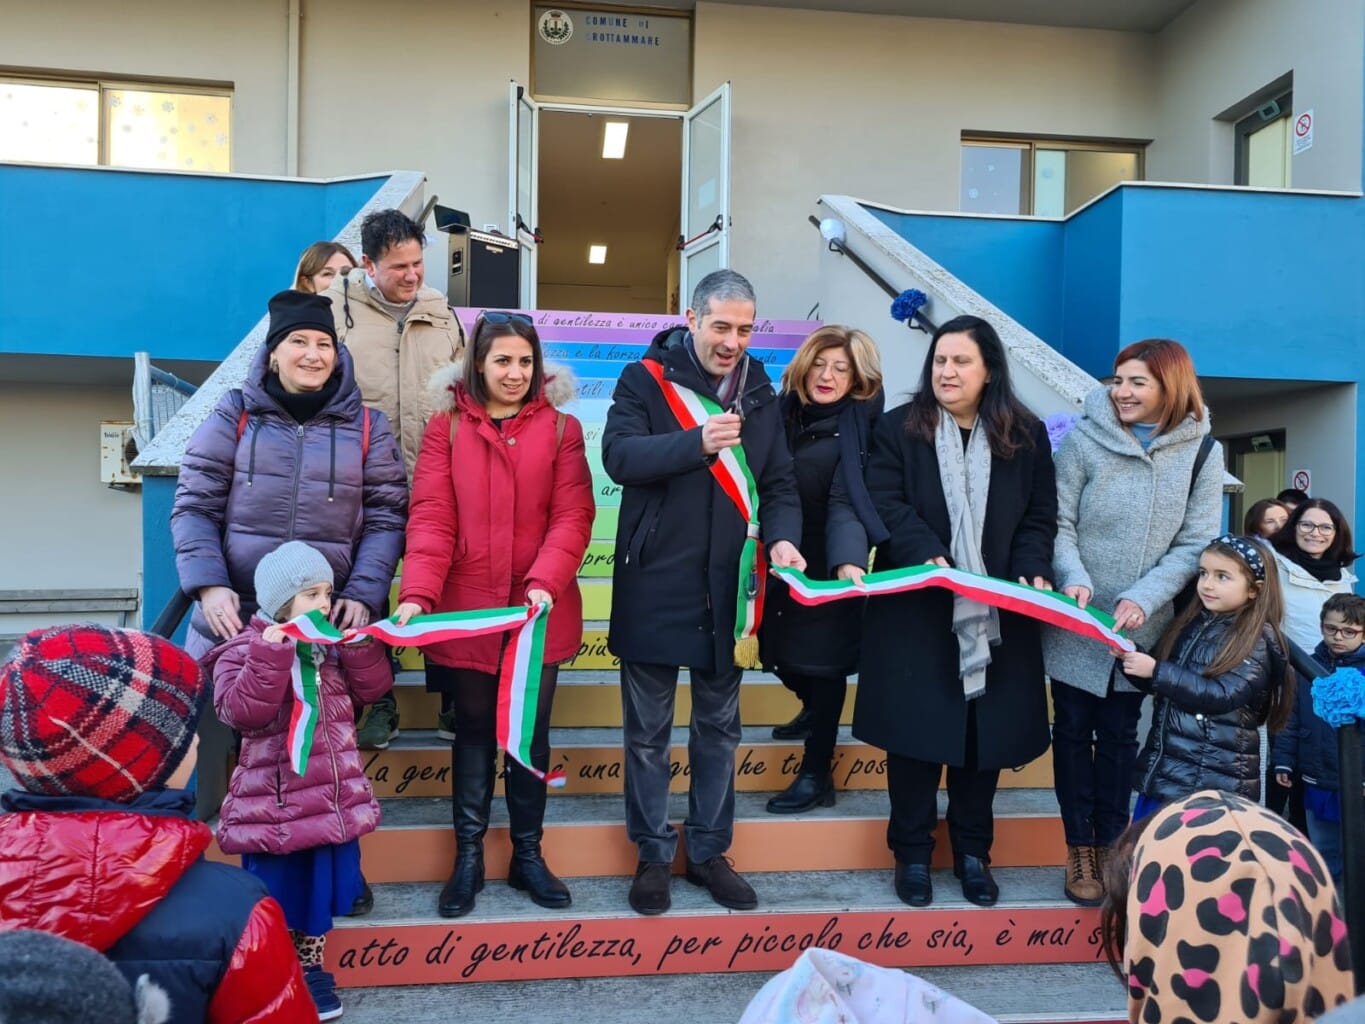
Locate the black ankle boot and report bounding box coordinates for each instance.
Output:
[438,744,495,918]
[765,770,835,814]
[505,757,572,909]
[771,706,814,740]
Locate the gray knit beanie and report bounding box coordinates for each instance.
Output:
[253,541,334,621]
[0,929,170,1023]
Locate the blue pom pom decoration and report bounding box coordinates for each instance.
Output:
[1312,667,1365,728]
[890,289,928,324]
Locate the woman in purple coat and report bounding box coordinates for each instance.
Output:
[171,290,408,659]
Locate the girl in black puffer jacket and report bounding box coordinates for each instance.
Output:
[1115,535,1294,820]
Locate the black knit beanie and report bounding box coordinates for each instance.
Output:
[265,289,337,352]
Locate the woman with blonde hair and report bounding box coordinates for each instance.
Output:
[293,241,357,294]
[760,325,888,813]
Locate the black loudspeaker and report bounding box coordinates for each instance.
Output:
[446,228,519,308]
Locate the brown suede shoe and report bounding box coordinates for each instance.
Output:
[685,856,758,910]
[1064,845,1104,906]
[628,861,672,916]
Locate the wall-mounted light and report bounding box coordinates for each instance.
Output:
[819,218,847,250]
[588,245,607,264]
[602,121,629,159]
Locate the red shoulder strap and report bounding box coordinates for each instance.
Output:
[361,407,371,462]
[236,407,249,442]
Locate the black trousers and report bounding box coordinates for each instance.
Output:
[885,705,998,864]
[1050,680,1146,847]
[428,662,558,761]
[776,671,847,773]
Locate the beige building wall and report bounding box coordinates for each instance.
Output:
[0,385,143,591]
[1152,0,1364,190]
[692,3,1158,316]
[1209,383,1358,524]
[297,0,529,233]
[0,0,290,175]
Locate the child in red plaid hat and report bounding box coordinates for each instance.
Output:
[204,540,393,1022]
[0,624,316,1023]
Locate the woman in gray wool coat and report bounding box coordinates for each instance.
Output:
[1044,338,1222,907]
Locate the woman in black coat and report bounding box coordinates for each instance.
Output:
[853,315,1057,908]
[758,326,888,814]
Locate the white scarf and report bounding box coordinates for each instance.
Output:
[934,411,999,699]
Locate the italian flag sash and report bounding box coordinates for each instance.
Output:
[642,358,765,666]
[276,606,565,785]
[770,565,1135,652]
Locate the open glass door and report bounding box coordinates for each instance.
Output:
[508,81,539,309]
[678,82,731,308]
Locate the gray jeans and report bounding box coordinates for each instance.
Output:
[621,659,742,863]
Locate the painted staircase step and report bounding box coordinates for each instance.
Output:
[339,963,1125,1023]
[211,789,1067,882]
[390,671,854,728]
[362,727,1056,798]
[326,869,1102,988]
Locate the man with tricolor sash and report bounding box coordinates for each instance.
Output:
[603,270,803,916]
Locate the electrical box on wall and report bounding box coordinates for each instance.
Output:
[100,421,141,486]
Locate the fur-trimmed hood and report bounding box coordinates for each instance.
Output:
[426,358,578,412]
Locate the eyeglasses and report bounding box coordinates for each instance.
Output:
[1323,625,1363,640]
[479,311,533,326]
[1297,521,1337,535]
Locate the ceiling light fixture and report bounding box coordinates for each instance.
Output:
[602,121,629,159]
[588,245,607,264]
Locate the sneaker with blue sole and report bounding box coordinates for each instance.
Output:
[304,964,343,1021]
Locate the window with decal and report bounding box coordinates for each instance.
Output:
[0,74,232,172]
[960,135,1146,217]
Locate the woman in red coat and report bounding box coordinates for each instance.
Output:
[395,312,593,919]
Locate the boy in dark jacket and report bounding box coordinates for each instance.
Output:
[0,624,316,1024]
[1272,592,1365,883]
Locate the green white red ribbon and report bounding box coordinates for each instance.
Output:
[770,565,1135,653]
[643,358,765,663]
[287,641,322,775]
[275,605,565,786]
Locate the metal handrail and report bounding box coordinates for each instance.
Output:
[147,587,193,639]
[807,215,938,333]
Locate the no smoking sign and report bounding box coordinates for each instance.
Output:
[1293,109,1314,155]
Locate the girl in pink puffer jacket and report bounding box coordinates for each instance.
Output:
[205,540,392,1021]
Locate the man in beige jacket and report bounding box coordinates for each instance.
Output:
[325,208,464,750]
[327,208,464,480]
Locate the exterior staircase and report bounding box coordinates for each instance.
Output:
[202,314,1125,1022]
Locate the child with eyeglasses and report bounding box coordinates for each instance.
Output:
[1272,592,1365,883]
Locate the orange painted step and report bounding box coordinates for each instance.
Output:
[360,728,1057,798]
[326,868,1101,988]
[210,790,1066,883]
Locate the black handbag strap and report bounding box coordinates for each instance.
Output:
[1188,433,1215,497]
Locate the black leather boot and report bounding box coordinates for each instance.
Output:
[894,862,933,907]
[437,744,495,918]
[765,770,835,814]
[505,756,572,909]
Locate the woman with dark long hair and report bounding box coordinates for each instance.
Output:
[1243,497,1289,540]
[395,312,594,919]
[854,314,1057,908]
[1044,338,1222,907]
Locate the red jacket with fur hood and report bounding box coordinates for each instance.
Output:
[399,361,594,672]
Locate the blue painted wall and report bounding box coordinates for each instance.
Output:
[866,207,1063,344]
[1116,188,1365,382]
[141,475,189,645]
[873,185,1365,384]
[0,165,385,362]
